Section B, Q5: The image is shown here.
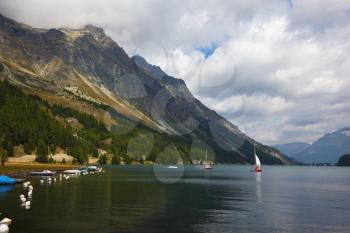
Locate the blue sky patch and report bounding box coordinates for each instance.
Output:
[197,42,218,59]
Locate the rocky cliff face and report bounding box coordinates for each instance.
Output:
[0,14,293,164]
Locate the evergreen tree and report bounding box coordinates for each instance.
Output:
[98,154,108,165]
[70,146,87,164]
[72,158,78,165]
[23,143,33,154]
[36,140,48,163]
[92,147,99,158]
[0,148,8,166]
[2,140,14,156]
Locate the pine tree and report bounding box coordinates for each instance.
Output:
[98,154,108,165]
[36,140,48,163]
[2,140,14,156]
[70,146,87,164]
[23,143,33,154]
[0,148,8,166]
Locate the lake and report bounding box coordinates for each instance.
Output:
[0,165,350,233]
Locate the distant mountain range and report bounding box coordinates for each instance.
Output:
[275,127,350,164]
[274,142,310,159]
[0,14,293,164]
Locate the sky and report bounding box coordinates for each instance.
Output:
[1,0,350,145]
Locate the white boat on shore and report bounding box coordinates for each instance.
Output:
[31,170,56,176]
[63,169,81,175]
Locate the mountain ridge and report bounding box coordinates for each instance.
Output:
[293,127,350,164]
[0,13,293,164]
[274,142,311,159]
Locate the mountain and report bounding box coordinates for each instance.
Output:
[336,154,350,166]
[294,127,350,164]
[274,142,310,158]
[0,14,293,164]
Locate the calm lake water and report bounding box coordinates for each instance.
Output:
[0,165,350,233]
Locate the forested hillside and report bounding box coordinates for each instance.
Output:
[0,80,94,163]
[0,80,200,164]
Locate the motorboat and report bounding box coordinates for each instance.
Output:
[0,176,16,185]
[31,170,56,176]
[63,169,81,175]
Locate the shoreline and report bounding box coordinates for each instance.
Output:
[0,163,83,177]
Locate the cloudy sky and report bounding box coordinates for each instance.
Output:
[1,0,350,145]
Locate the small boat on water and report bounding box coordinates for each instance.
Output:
[167,166,178,169]
[0,176,16,185]
[63,169,81,175]
[79,168,89,175]
[87,166,99,172]
[252,145,262,172]
[0,176,25,185]
[31,170,56,176]
[202,149,213,170]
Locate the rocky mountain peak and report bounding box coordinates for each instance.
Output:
[83,24,107,41]
[0,14,294,165]
[132,55,166,81]
[58,24,111,46]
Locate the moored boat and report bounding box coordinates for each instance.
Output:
[202,149,213,170]
[79,168,89,175]
[63,169,81,175]
[31,170,56,176]
[0,176,16,185]
[87,166,99,172]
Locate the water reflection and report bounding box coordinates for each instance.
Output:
[0,185,15,194]
[0,166,350,233]
[255,172,262,203]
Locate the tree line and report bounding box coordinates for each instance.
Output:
[0,80,210,165]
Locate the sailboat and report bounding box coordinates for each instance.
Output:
[202,149,213,170]
[253,145,262,172]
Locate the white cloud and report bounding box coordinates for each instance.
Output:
[0,0,350,145]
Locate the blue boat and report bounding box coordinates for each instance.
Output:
[0,175,16,185]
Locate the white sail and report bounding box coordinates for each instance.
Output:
[252,144,262,172]
[255,153,261,166]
